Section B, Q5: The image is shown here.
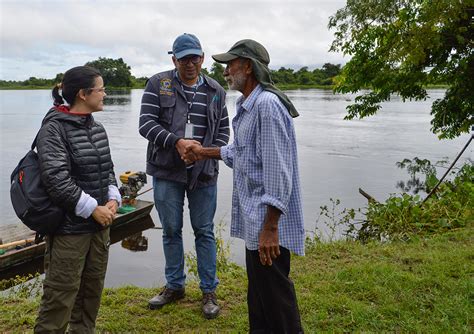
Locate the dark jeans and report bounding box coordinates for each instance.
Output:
[246,247,303,334]
[34,229,110,334]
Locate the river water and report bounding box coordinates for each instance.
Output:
[0,89,471,287]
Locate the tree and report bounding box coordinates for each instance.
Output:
[209,62,226,87]
[329,0,473,139]
[54,73,64,83]
[321,63,341,78]
[85,57,132,87]
[272,67,297,85]
[23,76,54,86]
[295,67,313,85]
[131,76,148,88]
[311,68,325,85]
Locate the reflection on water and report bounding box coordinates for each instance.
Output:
[105,96,132,105]
[0,256,44,283]
[121,233,148,252]
[105,90,132,106]
[109,216,155,245]
[0,88,471,288]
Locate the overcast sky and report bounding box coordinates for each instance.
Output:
[0,0,347,81]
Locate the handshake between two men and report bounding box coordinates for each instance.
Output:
[175,139,220,164]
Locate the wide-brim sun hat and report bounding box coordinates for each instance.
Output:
[212,39,299,118]
[212,39,270,65]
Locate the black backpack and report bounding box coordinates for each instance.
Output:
[10,122,66,235]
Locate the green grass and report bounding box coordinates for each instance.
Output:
[1,227,472,332]
[299,228,473,332]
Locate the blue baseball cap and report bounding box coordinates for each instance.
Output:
[168,33,203,59]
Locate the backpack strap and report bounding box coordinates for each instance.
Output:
[30,132,40,151]
[31,119,67,150]
[31,119,71,180]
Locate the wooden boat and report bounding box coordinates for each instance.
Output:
[0,199,154,273]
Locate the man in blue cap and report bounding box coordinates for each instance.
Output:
[138,33,229,319]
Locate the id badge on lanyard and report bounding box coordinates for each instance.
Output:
[183,84,197,139]
[184,122,194,139]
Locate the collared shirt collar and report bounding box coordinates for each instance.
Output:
[237,84,263,113]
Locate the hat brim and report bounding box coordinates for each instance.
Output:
[174,49,203,59]
[212,52,239,63]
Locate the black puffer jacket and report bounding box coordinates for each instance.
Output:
[36,107,117,235]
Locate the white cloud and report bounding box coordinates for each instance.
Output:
[0,0,347,80]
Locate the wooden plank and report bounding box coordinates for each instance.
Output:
[0,239,35,250]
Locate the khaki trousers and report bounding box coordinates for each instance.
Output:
[34,228,110,334]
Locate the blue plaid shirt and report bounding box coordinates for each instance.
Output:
[221,85,305,256]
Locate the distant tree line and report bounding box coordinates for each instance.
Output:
[203,62,341,87]
[0,57,341,89]
[0,58,138,89]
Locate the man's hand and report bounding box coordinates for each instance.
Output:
[182,142,204,164]
[258,206,282,266]
[92,206,115,227]
[105,200,119,215]
[176,139,201,163]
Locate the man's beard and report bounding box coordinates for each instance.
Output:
[227,71,246,91]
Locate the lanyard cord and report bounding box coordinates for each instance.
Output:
[181,83,198,123]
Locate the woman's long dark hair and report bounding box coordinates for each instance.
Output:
[52,66,101,107]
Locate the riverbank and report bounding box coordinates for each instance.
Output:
[0,84,328,90]
[0,84,449,90]
[1,226,471,332]
[0,85,139,90]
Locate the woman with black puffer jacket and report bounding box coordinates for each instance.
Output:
[34,66,121,333]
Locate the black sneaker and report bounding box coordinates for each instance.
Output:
[148,287,185,310]
[202,292,220,319]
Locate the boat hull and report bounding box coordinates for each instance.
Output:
[0,200,154,272]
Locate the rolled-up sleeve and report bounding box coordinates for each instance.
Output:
[108,185,122,207]
[75,191,98,218]
[220,143,235,169]
[259,100,293,215]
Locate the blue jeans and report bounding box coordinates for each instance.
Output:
[153,177,219,293]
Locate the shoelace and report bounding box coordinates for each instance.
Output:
[161,288,174,297]
[203,293,217,305]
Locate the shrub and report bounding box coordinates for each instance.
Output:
[355,161,473,242]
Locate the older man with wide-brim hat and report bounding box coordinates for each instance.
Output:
[183,39,305,332]
[212,39,299,117]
